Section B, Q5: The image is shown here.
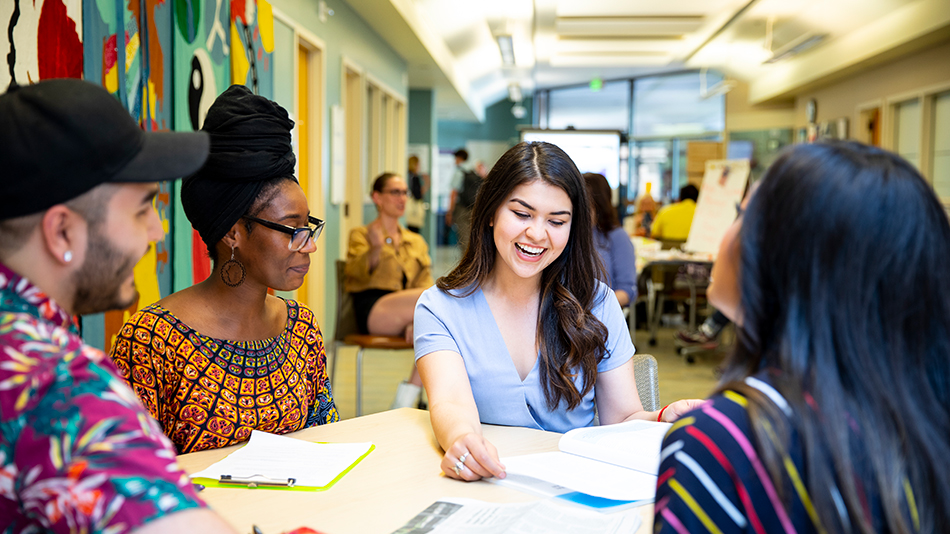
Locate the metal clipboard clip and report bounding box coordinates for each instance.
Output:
[219,474,297,488]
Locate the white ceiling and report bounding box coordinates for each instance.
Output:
[345,0,950,122]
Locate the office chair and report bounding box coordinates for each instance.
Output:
[331,260,413,416]
[632,353,661,411]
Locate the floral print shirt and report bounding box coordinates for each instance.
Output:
[0,262,205,533]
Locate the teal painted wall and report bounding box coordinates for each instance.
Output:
[408,89,438,244]
[438,97,533,148]
[409,89,436,144]
[268,0,408,330]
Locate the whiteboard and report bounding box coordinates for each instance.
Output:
[684,159,750,255]
[521,130,623,189]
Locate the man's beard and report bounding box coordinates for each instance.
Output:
[72,227,142,316]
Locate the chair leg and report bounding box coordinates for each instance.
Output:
[356,347,365,417]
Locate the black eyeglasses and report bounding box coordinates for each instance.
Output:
[243,214,325,251]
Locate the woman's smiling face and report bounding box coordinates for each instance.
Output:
[491,179,573,284]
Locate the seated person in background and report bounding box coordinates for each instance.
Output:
[655,141,950,532]
[584,172,637,307]
[345,172,434,409]
[650,184,698,241]
[631,182,659,237]
[675,308,730,347]
[0,80,234,532]
[111,85,338,454]
[414,142,702,481]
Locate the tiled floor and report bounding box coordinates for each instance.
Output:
[327,246,726,420]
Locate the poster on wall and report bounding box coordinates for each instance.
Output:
[684,159,750,255]
[1,0,83,88]
[230,0,274,98]
[172,0,231,289]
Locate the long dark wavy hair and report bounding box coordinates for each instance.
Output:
[438,142,609,410]
[719,140,950,533]
[583,172,620,235]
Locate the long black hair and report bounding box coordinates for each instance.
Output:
[720,140,950,532]
[438,142,608,410]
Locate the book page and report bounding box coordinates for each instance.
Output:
[190,430,373,488]
[558,420,672,475]
[501,452,657,501]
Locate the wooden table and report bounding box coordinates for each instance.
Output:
[177,408,654,534]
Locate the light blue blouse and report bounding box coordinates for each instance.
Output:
[414,281,634,432]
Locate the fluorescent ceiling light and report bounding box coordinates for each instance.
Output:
[764,33,828,64]
[508,84,523,103]
[496,34,515,66]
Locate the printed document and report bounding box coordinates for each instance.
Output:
[190,430,373,488]
[391,498,642,534]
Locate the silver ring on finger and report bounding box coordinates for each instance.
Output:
[453,461,464,476]
[458,452,469,464]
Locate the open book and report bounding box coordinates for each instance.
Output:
[494,420,671,504]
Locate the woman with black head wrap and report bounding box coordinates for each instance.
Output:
[110,85,339,454]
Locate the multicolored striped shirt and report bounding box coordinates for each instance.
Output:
[654,373,918,534]
[0,262,205,533]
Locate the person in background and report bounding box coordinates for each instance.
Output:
[584,172,637,307]
[345,172,435,409]
[446,148,479,251]
[414,142,702,482]
[474,160,489,179]
[406,155,429,233]
[650,183,698,242]
[110,85,338,454]
[0,79,235,532]
[631,182,658,237]
[655,141,950,532]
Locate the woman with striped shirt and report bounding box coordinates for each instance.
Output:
[655,141,950,533]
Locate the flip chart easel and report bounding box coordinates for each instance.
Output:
[684,159,750,255]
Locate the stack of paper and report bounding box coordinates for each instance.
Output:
[190,430,374,491]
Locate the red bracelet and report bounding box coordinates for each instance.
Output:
[657,404,671,422]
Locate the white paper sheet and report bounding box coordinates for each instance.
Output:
[190,430,372,488]
[500,452,658,502]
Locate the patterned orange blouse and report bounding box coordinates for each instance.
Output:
[110,299,339,454]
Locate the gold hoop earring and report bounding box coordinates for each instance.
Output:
[220,245,246,287]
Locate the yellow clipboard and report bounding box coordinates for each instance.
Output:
[192,443,376,492]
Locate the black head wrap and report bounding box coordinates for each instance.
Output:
[181,84,296,249]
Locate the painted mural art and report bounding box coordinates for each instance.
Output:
[1,0,83,88]
[173,0,230,288]
[230,0,274,98]
[81,0,177,350]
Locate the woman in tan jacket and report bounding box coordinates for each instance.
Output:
[345,172,434,408]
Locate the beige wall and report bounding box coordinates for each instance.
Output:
[792,40,950,129]
[725,80,795,133]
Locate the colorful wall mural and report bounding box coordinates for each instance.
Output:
[172,0,230,290]
[80,0,178,350]
[1,0,84,88]
[230,0,274,98]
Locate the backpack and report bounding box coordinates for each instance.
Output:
[458,170,482,209]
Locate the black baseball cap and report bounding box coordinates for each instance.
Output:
[0,79,210,220]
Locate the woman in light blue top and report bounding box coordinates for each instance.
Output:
[584,172,636,307]
[414,142,701,482]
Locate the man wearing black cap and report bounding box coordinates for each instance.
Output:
[0,80,235,532]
